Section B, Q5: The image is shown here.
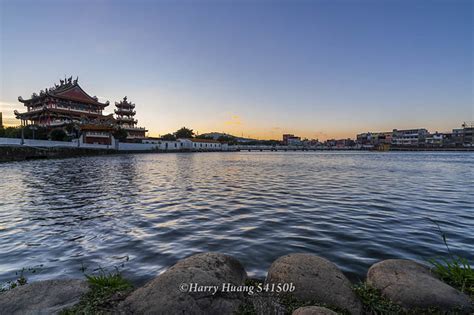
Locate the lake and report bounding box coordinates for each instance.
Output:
[0,151,473,285]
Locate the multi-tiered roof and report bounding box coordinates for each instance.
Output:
[114,96,137,127]
[114,96,147,139]
[15,77,111,127]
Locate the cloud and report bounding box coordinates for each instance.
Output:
[224,115,243,126]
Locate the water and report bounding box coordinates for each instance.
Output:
[0,152,473,285]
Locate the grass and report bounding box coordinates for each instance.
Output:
[428,219,474,297]
[353,282,403,315]
[60,269,133,315]
[0,265,43,292]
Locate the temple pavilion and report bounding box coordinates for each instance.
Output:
[114,96,147,140]
[14,77,116,145]
[15,77,111,127]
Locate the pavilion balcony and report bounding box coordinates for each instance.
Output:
[115,109,136,115]
[116,103,135,109]
[117,118,138,124]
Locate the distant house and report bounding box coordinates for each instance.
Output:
[392,129,428,146]
[178,138,225,151]
[425,132,444,147]
[357,131,392,145]
[283,134,301,145]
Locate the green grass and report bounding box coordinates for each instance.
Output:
[428,220,474,297]
[0,265,43,292]
[60,270,133,315]
[353,282,403,315]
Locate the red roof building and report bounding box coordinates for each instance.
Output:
[14,77,110,128]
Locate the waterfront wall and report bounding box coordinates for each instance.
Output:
[0,145,115,162]
[0,137,116,150]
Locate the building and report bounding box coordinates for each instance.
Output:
[0,112,3,127]
[14,77,116,141]
[283,134,301,145]
[14,77,110,128]
[392,128,428,146]
[425,132,444,147]
[357,131,392,146]
[80,124,115,145]
[114,96,147,141]
[461,121,473,146]
[179,138,225,151]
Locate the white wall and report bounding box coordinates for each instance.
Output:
[0,137,115,150]
[0,137,230,152]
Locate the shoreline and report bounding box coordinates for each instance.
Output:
[0,252,472,314]
[1,144,473,163]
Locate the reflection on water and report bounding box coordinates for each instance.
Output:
[0,152,473,284]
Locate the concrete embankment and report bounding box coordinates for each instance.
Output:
[0,252,472,314]
[0,146,234,162]
[0,145,116,162]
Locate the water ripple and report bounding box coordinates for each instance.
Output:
[0,152,473,284]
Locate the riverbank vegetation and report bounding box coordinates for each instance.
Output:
[60,270,133,314]
[428,220,474,298]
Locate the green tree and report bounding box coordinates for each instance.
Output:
[217,135,236,143]
[113,128,128,142]
[0,126,4,137]
[160,133,176,141]
[195,134,212,139]
[50,128,68,141]
[174,127,194,139]
[4,126,21,138]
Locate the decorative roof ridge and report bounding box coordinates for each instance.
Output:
[18,76,110,106]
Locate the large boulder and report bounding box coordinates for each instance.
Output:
[122,252,247,314]
[266,254,362,314]
[367,259,472,313]
[292,306,337,315]
[0,279,88,315]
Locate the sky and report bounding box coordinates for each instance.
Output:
[0,0,472,140]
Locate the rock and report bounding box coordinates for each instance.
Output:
[367,259,473,313]
[122,252,247,314]
[292,306,338,315]
[266,254,362,314]
[0,279,88,315]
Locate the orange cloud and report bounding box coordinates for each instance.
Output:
[224,115,243,126]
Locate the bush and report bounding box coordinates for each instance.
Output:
[3,126,22,138]
[49,128,68,141]
[113,128,128,141]
[61,270,132,314]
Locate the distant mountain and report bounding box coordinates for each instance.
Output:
[199,132,256,142]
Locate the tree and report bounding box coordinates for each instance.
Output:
[195,134,212,139]
[50,128,68,141]
[174,127,194,139]
[0,126,4,137]
[3,126,21,138]
[113,128,128,142]
[217,135,235,143]
[160,133,176,141]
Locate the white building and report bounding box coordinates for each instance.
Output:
[392,128,428,146]
[140,138,227,151]
[178,138,226,151]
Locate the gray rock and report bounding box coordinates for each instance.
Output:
[367,259,473,313]
[122,252,247,314]
[266,254,362,314]
[292,306,337,315]
[0,279,88,315]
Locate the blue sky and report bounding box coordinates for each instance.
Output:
[1,0,472,139]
